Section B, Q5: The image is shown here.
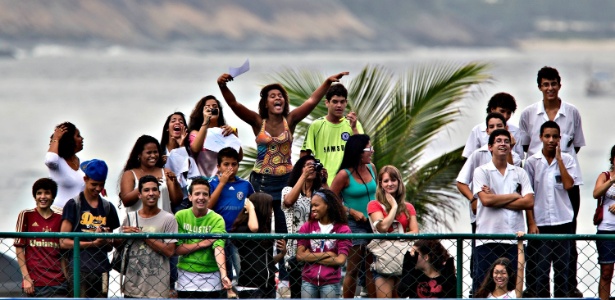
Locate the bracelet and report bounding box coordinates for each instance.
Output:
[470,198,477,203]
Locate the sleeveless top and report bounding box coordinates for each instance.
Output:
[125,169,172,214]
[599,171,615,231]
[341,164,377,217]
[253,118,293,175]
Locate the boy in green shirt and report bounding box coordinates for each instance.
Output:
[175,177,231,298]
[301,84,364,185]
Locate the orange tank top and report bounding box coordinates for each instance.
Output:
[253,118,293,175]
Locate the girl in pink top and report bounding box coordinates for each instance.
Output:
[297,189,352,298]
[367,165,419,298]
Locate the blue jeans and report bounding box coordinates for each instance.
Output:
[301,281,341,298]
[472,243,519,293]
[225,242,240,281]
[249,171,290,280]
[30,282,69,297]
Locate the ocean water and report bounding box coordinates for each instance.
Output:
[1,46,615,296]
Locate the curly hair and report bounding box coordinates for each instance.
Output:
[312,189,348,224]
[259,83,289,119]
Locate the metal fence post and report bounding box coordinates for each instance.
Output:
[73,237,80,298]
[457,238,463,298]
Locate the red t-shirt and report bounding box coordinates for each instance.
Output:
[367,201,416,233]
[14,209,65,287]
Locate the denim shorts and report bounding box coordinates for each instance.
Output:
[371,268,399,280]
[597,230,615,264]
[347,218,373,246]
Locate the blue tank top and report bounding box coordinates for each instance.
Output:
[341,164,377,217]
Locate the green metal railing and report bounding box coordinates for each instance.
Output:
[1,232,612,298]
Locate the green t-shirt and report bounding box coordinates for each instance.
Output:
[302,117,364,185]
[175,209,226,274]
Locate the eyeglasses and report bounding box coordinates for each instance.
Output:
[363,147,374,152]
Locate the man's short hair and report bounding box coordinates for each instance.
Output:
[32,178,58,199]
[486,92,517,114]
[488,129,512,146]
[138,175,160,193]
[537,66,561,85]
[326,84,348,101]
[485,112,507,127]
[217,147,240,165]
[189,177,210,195]
[539,120,561,137]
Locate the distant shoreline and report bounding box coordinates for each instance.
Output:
[516,38,615,51]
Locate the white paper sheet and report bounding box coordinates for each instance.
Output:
[203,127,242,152]
[229,59,250,78]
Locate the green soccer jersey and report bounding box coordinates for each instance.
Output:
[175,208,226,274]
[302,117,364,185]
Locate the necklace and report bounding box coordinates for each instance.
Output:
[67,156,79,170]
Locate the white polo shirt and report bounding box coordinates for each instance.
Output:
[462,123,525,160]
[524,152,578,227]
[472,161,534,246]
[519,100,585,183]
[457,145,522,223]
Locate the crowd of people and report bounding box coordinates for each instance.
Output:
[12,65,615,299]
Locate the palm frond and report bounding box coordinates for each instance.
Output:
[406,146,466,232]
[238,63,492,232]
[237,146,257,179]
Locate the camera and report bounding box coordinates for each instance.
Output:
[210,108,219,116]
[313,159,323,172]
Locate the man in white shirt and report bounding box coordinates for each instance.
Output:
[519,66,585,296]
[471,129,534,293]
[462,92,524,160]
[523,121,578,298]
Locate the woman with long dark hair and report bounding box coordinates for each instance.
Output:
[119,135,182,213]
[187,95,241,179]
[231,192,286,298]
[397,240,456,298]
[160,112,187,163]
[216,71,348,235]
[282,155,326,298]
[330,134,377,298]
[45,122,85,212]
[296,189,351,298]
[475,233,525,298]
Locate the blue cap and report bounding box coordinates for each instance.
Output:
[80,159,108,181]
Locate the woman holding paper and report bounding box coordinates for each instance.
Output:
[187,95,242,178]
[216,71,348,234]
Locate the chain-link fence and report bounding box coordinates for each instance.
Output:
[0,232,611,298]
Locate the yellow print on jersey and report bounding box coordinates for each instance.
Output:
[79,212,107,231]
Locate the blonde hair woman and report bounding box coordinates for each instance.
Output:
[367,165,419,298]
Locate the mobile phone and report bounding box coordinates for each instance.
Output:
[211,108,219,116]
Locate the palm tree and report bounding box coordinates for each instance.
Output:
[239,63,491,231]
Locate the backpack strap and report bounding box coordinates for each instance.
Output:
[600,171,612,205]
